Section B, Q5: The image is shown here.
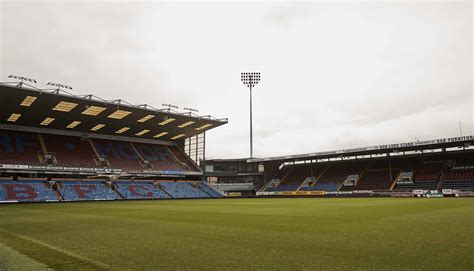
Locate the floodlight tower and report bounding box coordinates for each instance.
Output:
[46,82,73,94]
[8,75,37,88]
[241,72,261,158]
[183,107,199,116]
[162,103,179,112]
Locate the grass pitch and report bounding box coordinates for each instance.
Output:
[0,198,473,270]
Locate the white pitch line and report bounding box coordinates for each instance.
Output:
[0,229,112,270]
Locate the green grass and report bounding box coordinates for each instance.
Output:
[0,198,473,270]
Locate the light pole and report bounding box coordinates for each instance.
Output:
[241,72,261,158]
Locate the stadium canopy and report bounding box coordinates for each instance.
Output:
[0,82,227,141]
[247,136,474,163]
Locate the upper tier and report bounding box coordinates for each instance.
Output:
[0,129,199,174]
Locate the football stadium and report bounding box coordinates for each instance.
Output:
[0,77,473,270]
[1,1,473,270]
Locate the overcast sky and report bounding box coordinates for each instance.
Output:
[0,0,472,159]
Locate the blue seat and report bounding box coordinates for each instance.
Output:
[266,184,299,192]
[0,180,57,202]
[159,182,210,198]
[196,182,223,198]
[115,181,171,199]
[58,181,119,201]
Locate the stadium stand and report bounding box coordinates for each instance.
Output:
[265,165,325,191]
[300,182,339,191]
[413,162,443,182]
[390,161,443,190]
[443,168,474,181]
[0,180,57,202]
[0,80,230,203]
[160,181,211,198]
[92,139,144,171]
[168,146,200,171]
[264,166,291,191]
[440,168,474,190]
[115,181,171,199]
[196,182,224,197]
[261,154,474,193]
[0,130,42,166]
[58,180,120,201]
[269,166,308,191]
[43,135,97,168]
[133,143,187,171]
[0,129,200,173]
[308,162,367,191]
[2,80,474,202]
[0,179,222,202]
[451,153,474,167]
[341,169,399,191]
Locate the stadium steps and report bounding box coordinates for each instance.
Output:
[261,178,279,192]
[168,146,201,172]
[129,143,151,170]
[260,170,280,192]
[53,187,63,201]
[87,138,100,161]
[130,143,145,161]
[260,165,290,192]
[39,134,60,166]
[356,162,372,185]
[297,164,330,191]
[164,146,188,170]
[42,182,61,201]
[86,138,103,167]
[176,146,202,172]
[201,181,225,197]
[108,182,124,199]
[389,171,401,190]
[337,162,371,192]
[36,152,46,165]
[56,183,65,201]
[156,183,174,198]
[194,182,225,197]
[275,168,294,188]
[193,182,213,197]
[436,171,446,190]
[297,177,315,191]
[38,134,48,156]
[38,134,48,165]
[335,181,344,192]
[259,178,277,192]
[112,183,126,199]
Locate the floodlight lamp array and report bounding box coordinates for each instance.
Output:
[183,107,199,113]
[162,103,179,110]
[8,75,37,83]
[47,82,73,90]
[240,72,261,88]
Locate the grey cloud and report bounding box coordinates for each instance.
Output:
[1,1,472,159]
